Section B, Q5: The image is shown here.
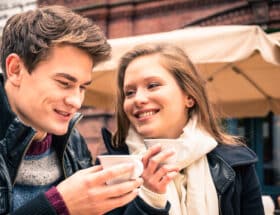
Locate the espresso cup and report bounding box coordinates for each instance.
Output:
[97,155,143,185]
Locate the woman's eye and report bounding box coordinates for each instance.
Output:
[124,90,135,97]
[148,82,159,89]
[80,85,87,91]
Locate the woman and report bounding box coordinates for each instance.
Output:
[102,43,264,215]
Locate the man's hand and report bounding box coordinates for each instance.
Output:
[57,164,143,215]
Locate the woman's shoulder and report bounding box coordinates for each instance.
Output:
[208,143,258,167]
[101,127,129,155]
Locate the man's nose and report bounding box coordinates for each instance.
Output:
[65,89,83,109]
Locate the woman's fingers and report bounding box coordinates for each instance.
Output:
[152,164,179,182]
[142,144,161,167]
[141,145,180,193]
[145,149,175,174]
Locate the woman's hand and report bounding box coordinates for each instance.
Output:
[141,144,179,194]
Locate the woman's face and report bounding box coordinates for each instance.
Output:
[123,54,193,138]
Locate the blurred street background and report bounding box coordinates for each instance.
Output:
[1,0,280,211]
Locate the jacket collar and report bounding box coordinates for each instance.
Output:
[0,74,18,139]
[0,75,36,182]
[52,112,83,159]
[210,144,258,166]
[207,144,258,195]
[101,127,129,154]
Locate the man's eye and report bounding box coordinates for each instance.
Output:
[58,80,71,88]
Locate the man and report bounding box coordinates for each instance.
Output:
[0,5,169,215]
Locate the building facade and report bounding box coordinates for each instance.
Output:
[38,0,280,38]
[0,0,36,33]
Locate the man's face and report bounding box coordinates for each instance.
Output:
[6,45,93,136]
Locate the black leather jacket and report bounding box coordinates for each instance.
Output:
[0,75,93,214]
[0,75,170,215]
[101,127,265,215]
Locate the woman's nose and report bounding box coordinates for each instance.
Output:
[134,89,148,106]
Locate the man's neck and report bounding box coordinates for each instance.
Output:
[34,131,47,142]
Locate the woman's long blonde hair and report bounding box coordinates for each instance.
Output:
[113,43,241,147]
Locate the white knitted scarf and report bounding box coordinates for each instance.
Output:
[126,116,219,215]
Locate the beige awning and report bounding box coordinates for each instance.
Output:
[84,25,280,118]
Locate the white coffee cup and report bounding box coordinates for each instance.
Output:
[144,139,186,165]
[97,155,144,185]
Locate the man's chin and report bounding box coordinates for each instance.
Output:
[50,127,69,136]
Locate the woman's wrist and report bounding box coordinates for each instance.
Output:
[138,185,167,209]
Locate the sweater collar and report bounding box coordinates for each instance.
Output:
[26,134,52,156]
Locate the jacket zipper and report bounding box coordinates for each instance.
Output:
[218,194,222,215]
[61,114,83,178]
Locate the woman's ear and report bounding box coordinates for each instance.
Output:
[185,95,195,108]
[5,54,25,87]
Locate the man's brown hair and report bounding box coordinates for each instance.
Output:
[0,5,111,80]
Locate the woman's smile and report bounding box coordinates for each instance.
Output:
[123,54,189,138]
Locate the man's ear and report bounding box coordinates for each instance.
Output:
[5,54,25,87]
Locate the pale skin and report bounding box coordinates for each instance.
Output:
[4,44,143,214]
[141,145,179,193]
[57,164,143,215]
[123,54,194,194]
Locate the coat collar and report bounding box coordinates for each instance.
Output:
[210,144,258,167]
[207,144,258,195]
[0,74,18,139]
[0,75,36,183]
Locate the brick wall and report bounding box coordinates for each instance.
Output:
[75,107,116,161]
[0,0,36,34]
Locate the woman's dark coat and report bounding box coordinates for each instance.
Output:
[101,127,265,215]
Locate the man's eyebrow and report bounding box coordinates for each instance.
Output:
[55,73,77,82]
[55,73,92,85]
